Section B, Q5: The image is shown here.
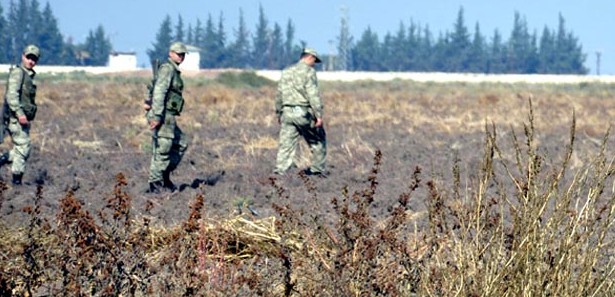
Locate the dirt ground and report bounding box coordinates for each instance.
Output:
[0,73,614,228]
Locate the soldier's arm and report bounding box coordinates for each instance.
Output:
[305,69,323,119]
[151,64,173,123]
[6,68,25,118]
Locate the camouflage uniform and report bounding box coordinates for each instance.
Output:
[0,45,40,185]
[146,44,188,191]
[274,48,326,174]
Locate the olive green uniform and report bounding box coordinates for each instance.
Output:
[3,64,37,176]
[274,60,326,174]
[147,58,188,184]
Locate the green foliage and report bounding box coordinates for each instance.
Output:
[350,7,587,74]
[0,0,111,65]
[213,71,275,88]
[147,15,173,65]
[83,25,112,66]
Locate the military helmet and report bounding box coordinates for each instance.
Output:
[169,42,188,54]
[23,44,40,58]
[302,48,321,63]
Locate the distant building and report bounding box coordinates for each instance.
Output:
[179,45,200,71]
[107,51,137,70]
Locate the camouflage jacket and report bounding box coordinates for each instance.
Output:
[5,64,37,120]
[275,60,323,119]
[151,58,184,122]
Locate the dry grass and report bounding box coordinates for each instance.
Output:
[1,74,615,295]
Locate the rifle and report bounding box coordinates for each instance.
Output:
[0,65,16,143]
[143,59,160,111]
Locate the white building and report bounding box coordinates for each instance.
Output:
[107,52,137,70]
[179,45,200,71]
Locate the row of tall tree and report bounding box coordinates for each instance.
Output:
[149,6,588,74]
[0,1,589,74]
[348,9,587,74]
[148,6,305,70]
[0,0,111,66]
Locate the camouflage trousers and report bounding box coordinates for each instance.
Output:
[6,116,31,174]
[148,116,188,183]
[275,106,326,174]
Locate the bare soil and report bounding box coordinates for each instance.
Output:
[1,74,614,228]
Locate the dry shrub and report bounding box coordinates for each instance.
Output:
[1,98,615,296]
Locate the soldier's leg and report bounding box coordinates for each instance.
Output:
[275,122,299,174]
[164,127,188,190]
[304,126,327,173]
[148,136,173,184]
[7,118,31,182]
[167,126,188,173]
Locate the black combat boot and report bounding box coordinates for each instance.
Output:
[0,153,9,167]
[162,171,177,192]
[12,173,22,185]
[147,181,164,194]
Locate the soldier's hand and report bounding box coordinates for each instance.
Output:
[149,120,160,130]
[314,118,323,128]
[17,115,28,125]
[143,103,151,111]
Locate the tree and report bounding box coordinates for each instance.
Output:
[268,22,283,69]
[431,32,452,71]
[537,26,555,73]
[383,21,407,71]
[8,0,31,61]
[0,2,10,63]
[487,29,506,73]
[215,12,228,67]
[84,25,111,66]
[200,14,218,68]
[352,26,380,71]
[147,15,173,64]
[38,2,65,64]
[554,13,587,74]
[283,19,298,66]
[507,12,538,73]
[380,32,394,71]
[193,18,203,49]
[415,25,433,71]
[467,23,487,73]
[251,4,269,69]
[186,23,193,45]
[448,7,471,71]
[174,14,185,42]
[227,9,250,68]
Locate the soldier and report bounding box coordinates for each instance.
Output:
[274,48,327,177]
[0,45,40,185]
[146,42,189,193]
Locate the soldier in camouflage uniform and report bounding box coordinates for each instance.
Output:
[274,48,327,177]
[145,42,188,193]
[0,45,40,185]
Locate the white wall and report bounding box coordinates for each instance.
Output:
[255,70,615,84]
[180,51,200,71]
[107,53,137,70]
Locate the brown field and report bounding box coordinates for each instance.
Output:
[1,71,615,295]
[1,72,612,226]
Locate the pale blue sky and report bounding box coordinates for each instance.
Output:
[23,1,615,74]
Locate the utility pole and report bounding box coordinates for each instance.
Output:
[337,5,351,71]
[328,39,334,71]
[595,50,602,75]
